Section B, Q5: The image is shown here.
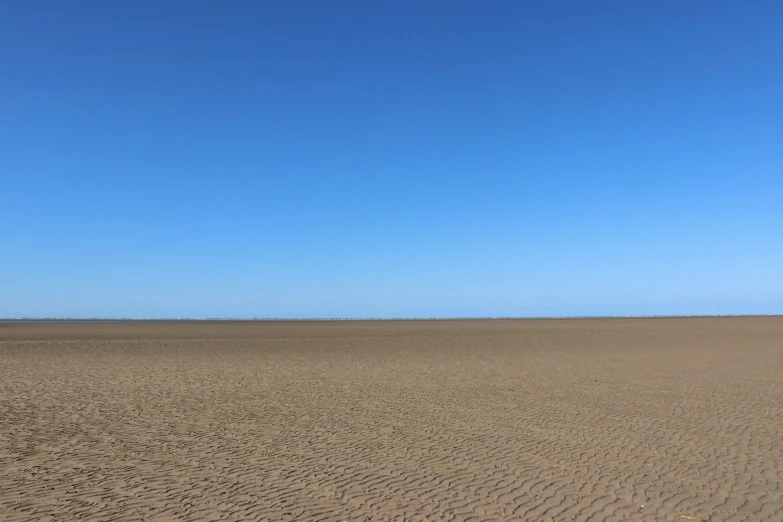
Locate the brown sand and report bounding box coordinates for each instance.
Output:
[1,317,782,521]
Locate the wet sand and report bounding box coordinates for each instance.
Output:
[1,317,782,521]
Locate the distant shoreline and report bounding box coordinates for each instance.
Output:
[1,314,780,324]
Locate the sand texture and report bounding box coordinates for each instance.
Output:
[1,317,782,521]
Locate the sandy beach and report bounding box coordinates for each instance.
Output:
[1,317,781,521]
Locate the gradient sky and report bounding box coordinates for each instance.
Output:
[2,1,782,318]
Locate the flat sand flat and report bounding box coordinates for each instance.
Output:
[1,317,782,521]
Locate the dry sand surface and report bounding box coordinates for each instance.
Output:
[1,317,782,521]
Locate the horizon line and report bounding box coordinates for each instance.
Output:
[1,314,780,322]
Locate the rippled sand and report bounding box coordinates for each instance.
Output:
[1,317,782,521]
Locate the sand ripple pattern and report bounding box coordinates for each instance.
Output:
[1,318,782,521]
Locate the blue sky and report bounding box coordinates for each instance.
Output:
[2,1,781,318]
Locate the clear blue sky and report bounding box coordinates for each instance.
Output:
[2,1,781,318]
